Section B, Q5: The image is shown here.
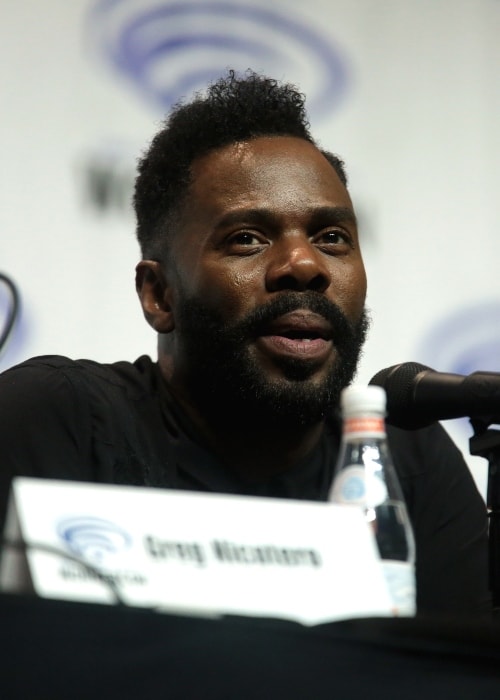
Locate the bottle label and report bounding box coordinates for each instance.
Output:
[381,560,416,617]
[343,417,385,437]
[330,465,388,507]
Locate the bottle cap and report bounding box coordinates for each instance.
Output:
[341,384,386,417]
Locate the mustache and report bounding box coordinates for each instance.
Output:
[230,291,358,345]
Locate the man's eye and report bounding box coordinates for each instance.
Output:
[228,232,264,246]
[315,230,352,247]
[223,230,268,256]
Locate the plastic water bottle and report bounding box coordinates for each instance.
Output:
[329,384,416,616]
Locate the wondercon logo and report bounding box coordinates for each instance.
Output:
[0,272,27,370]
[56,516,132,563]
[418,301,500,377]
[87,0,348,118]
[418,300,500,435]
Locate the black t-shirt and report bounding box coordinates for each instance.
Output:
[0,355,491,615]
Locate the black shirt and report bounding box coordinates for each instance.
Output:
[0,355,491,615]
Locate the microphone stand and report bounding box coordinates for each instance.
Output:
[469,417,500,611]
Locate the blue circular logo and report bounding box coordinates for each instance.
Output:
[418,300,500,436]
[57,516,132,563]
[341,475,365,501]
[87,0,348,118]
[418,301,500,376]
[0,273,27,370]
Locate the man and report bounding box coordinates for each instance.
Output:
[0,71,490,615]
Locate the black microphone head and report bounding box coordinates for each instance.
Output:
[369,362,435,430]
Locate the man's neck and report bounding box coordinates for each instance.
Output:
[159,360,326,480]
[205,419,326,481]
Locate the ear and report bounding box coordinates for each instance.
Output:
[135,261,175,333]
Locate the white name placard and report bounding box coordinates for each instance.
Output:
[0,477,392,625]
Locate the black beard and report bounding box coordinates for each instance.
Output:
[174,291,369,430]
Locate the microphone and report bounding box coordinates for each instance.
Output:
[369,362,500,430]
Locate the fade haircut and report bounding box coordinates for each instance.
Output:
[133,69,348,259]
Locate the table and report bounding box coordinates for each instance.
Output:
[1,593,500,699]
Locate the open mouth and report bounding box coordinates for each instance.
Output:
[276,330,325,341]
[256,312,333,361]
[261,310,332,340]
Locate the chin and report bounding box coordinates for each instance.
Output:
[243,369,340,427]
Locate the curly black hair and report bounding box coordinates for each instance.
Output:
[134,70,348,258]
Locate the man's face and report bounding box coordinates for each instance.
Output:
[164,136,368,426]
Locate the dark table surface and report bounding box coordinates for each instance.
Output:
[1,593,500,699]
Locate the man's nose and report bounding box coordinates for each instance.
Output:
[265,235,331,293]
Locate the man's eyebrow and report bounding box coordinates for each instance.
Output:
[215,206,358,229]
[308,206,358,228]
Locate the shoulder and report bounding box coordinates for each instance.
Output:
[0,353,160,482]
[0,354,157,404]
[0,354,160,446]
[386,420,484,529]
[0,355,86,417]
[386,422,490,616]
[386,421,464,480]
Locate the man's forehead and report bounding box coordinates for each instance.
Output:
[192,135,333,171]
[187,136,351,207]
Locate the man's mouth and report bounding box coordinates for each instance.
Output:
[256,311,334,360]
[271,329,326,341]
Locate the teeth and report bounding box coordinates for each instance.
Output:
[283,332,318,340]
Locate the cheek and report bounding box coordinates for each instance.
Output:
[193,263,264,317]
[330,262,367,318]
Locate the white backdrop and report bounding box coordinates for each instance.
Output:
[1,0,499,494]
